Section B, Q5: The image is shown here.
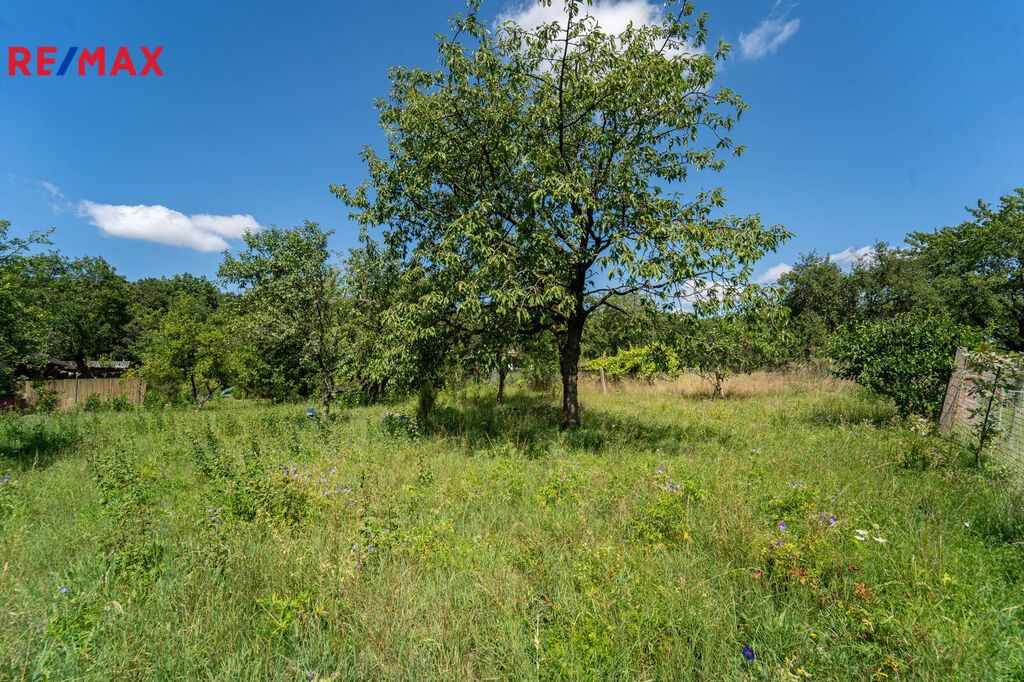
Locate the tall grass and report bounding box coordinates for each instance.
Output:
[0,374,1022,679]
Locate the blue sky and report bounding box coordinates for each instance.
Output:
[2,0,1022,283]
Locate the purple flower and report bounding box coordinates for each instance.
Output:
[829,516,837,525]
[778,522,786,531]
[743,646,755,661]
[777,540,782,547]
[355,561,362,569]
[60,587,68,594]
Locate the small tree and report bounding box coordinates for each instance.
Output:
[137,295,251,408]
[337,240,454,404]
[333,0,789,428]
[675,314,783,399]
[219,222,343,418]
[965,346,1022,468]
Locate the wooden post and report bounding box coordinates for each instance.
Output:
[600,367,607,394]
[74,373,79,407]
[939,347,968,433]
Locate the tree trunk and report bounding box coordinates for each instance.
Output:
[557,323,583,429]
[712,376,724,400]
[321,374,331,421]
[497,364,507,406]
[74,351,94,378]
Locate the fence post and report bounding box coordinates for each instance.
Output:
[74,373,79,407]
[939,347,967,433]
[600,367,607,395]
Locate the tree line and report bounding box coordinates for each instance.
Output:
[3,184,1019,423]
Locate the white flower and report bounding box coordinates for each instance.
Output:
[963,521,970,527]
[855,529,869,535]
[873,537,887,543]
[854,535,866,541]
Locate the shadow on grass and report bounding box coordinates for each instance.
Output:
[420,391,739,455]
[0,415,81,469]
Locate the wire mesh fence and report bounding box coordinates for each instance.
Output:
[940,348,1024,484]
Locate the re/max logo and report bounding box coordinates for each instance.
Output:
[7,47,163,76]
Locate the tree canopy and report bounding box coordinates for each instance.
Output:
[908,188,1024,352]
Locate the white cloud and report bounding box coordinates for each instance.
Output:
[739,4,800,60]
[829,245,873,266]
[78,201,262,252]
[39,181,63,199]
[755,262,793,283]
[497,0,699,57]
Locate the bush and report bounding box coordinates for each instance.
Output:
[584,343,680,380]
[827,313,978,419]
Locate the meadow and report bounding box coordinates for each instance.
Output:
[1,373,1022,680]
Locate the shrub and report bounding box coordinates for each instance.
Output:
[377,412,418,439]
[584,343,680,380]
[827,313,978,419]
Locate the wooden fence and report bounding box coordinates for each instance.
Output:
[21,377,146,411]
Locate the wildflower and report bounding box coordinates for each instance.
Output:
[355,561,362,569]
[829,517,837,525]
[963,521,970,528]
[873,536,886,543]
[742,646,755,661]
[777,540,782,547]
[779,522,786,531]
[60,587,67,594]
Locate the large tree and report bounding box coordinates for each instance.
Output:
[24,254,133,375]
[907,188,1024,352]
[778,252,856,357]
[0,220,52,391]
[333,0,789,428]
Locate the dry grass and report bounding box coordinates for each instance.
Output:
[582,368,854,400]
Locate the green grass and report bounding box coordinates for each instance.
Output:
[1,376,1023,680]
